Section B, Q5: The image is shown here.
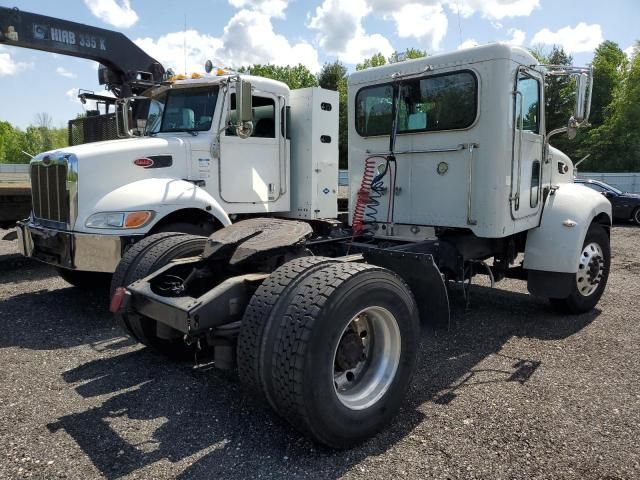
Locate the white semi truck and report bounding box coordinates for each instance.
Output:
[18,44,611,448]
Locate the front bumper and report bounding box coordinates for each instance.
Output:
[16,220,142,272]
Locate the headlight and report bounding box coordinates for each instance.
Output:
[86,211,154,229]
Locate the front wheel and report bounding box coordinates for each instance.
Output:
[632,207,640,226]
[266,263,420,449]
[110,232,207,359]
[549,224,610,314]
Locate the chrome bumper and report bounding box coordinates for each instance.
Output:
[16,221,142,273]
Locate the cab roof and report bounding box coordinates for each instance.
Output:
[348,43,539,86]
[152,73,290,97]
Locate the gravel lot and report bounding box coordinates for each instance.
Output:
[1,226,639,479]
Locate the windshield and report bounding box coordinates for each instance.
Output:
[605,183,623,195]
[146,86,218,134]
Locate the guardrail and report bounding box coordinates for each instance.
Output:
[0,164,29,174]
[578,172,640,193]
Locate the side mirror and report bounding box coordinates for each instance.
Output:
[235,79,253,138]
[574,73,588,123]
[567,116,578,140]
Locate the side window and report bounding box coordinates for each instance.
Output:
[530,160,540,208]
[226,94,276,138]
[355,85,394,137]
[516,74,540,133]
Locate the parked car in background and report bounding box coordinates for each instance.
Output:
[575,178,640,225]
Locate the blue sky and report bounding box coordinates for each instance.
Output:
[1,0,638,128]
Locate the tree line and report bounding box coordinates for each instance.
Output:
[0,113,67,164]
[1,41,638,172]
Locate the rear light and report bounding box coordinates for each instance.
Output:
[110,287,129,313]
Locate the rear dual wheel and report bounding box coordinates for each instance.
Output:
[238,261,420,448]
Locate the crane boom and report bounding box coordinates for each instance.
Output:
[0,6,165,97]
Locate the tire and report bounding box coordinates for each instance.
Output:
[549,224,610,314]
[266,263,420,449]
[237,256,339,409]
[633,207,640,226]
[110,232,206,358]
[56,267,111,289]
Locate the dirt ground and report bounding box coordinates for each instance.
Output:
[0,226,638,479]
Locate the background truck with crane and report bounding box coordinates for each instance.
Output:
[84,44,609,448]
[0,5,166,228]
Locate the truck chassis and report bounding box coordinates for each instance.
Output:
[110,214,610,448]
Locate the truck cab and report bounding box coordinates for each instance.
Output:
[17,74,338,283]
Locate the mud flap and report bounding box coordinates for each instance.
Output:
[363,249,450,330]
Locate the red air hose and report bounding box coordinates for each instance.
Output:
[352,156,384,236]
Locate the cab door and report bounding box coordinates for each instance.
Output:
[219,92,281,205]
[511,69,545,220]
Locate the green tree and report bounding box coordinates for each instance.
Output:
[357,48,428,71]
[0,121,23,163]
[237,64,317,89]
[318,61,348,168]
[356,52,387,71]
[586,40,640,171]
[388,48,428,63]
[589,41,627,127]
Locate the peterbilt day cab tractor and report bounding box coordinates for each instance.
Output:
[18,44,610,447]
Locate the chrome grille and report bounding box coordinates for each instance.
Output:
[30,154,76,226]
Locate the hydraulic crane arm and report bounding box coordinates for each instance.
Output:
[0,6,165,97]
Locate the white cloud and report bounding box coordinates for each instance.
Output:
[391,3,448,51]
[66,88,80,103]
[457,39,479,50]
[221,10,319,70]
[0,46,32,76]
[228,0,288,18]
[308,0,393,64]
[135,10,320,74]
[83,0,138,28]
[531,22,603,54]
[624,45,636,60]
[136,30,223,75]
[446,0,539,20]
[56,66,77,78]
[504,28,525,47]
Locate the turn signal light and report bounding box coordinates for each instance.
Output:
[124,211,153,228]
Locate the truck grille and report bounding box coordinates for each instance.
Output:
[30,160,71,224]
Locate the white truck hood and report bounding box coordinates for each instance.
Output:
[34,135,192,229]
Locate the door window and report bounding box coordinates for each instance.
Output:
[226,94,276,138]
[516,74,540,133]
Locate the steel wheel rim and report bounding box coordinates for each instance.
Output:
[635,209,640,224]
[332,306,401,411]
[577,242,605,297]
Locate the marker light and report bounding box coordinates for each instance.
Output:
[124,211,153,228]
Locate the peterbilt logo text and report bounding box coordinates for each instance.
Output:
[32,23,106,50]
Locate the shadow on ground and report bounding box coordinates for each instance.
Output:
[34,281,598,479]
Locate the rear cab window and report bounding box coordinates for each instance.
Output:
[355,71,478,137]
